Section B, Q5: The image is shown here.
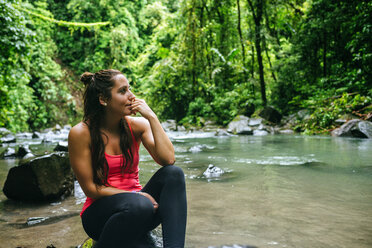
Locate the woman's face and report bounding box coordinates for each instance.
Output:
[105,74,135,116]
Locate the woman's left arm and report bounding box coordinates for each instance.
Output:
[130,98,175,166]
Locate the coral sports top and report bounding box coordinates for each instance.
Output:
[80,122,142,216]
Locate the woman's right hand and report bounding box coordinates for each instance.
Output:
[139,192,159,211]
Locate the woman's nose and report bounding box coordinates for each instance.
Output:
[128,91,135,100]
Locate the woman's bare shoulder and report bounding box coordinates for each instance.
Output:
[126,116,149,133]
[69,122,91,142]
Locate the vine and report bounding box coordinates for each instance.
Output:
[13,4,110,28]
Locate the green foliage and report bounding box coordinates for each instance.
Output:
[298,93,372,134]
[273,0,372,115]
[0,0,74,131]
[0,0,35,131]
[1,0,370,133]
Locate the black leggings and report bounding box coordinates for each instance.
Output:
[81,165,187,248]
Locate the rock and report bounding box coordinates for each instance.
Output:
[203,120,220,132]
[242,102,255,117]
[331,119,371,138]
[253,130,269,136]
[161,120,177,131]
[358,121,372,138]
[42,128,53,133]
[15,132,33,139]
[227,115,252,135]
[0,147,16,158]
[32,131,42,139]
[177,125,186,131]
[258,106,282,124]
[53,124,62,131]
[54,141,68,152]
[63,124,72,130]
[296,109,311,120]
[237,126,253,135]
[2,152,74,201]
[214,129,232,136]
[42,132,55,143]
[257,124,267,131]
[248,118,263,127]
[17,145,32,158]
[279,129,294,134]
[22,152,35,160]
[0,127,11,137]
[203,164,224,178]
[0,134,16,143]
[331,119,359,137]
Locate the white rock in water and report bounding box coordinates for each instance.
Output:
[253,130,269,136]
[203,164,224,178]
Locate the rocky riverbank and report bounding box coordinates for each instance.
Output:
[161,106,372,139]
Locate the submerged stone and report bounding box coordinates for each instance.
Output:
[203,164,224,178]
[17,145,32,158]
[3,152,74,201]
[54,141,68,152]
[0,147,16,158]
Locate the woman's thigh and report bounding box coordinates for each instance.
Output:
[81,192,155,240]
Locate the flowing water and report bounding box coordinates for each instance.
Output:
[0,132,372,248]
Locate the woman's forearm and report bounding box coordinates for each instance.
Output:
[147,114,175,165]
[85,185,127,200]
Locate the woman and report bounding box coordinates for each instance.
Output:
[68,69,187,248]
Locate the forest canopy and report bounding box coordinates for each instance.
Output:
[1,0,371,133]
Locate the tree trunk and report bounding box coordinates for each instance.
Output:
[248,0,267,105]
[237,0,246,63]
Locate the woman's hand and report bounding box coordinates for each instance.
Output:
[139,192,159,211]
[130,98,156,120]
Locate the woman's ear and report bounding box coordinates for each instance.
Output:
[99,95,108,106]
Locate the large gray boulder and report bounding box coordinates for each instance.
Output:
[3,152,74,201]
[227,115,253,135]
[331,120,372,138]
[259,106,282,124]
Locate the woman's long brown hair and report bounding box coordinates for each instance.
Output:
[81,69,134,186]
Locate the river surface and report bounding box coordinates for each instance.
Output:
[0,132,372,248]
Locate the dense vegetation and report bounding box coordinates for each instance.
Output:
[1,0,371,133]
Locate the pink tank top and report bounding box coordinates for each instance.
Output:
[80,122,142,216]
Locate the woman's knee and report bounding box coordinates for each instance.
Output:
[161,165,185,184]
[128,195,155,219]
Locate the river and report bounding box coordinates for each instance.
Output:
[0,131,372,248]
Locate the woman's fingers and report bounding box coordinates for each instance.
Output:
[139,192,159,211]
[129,98,154,119]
